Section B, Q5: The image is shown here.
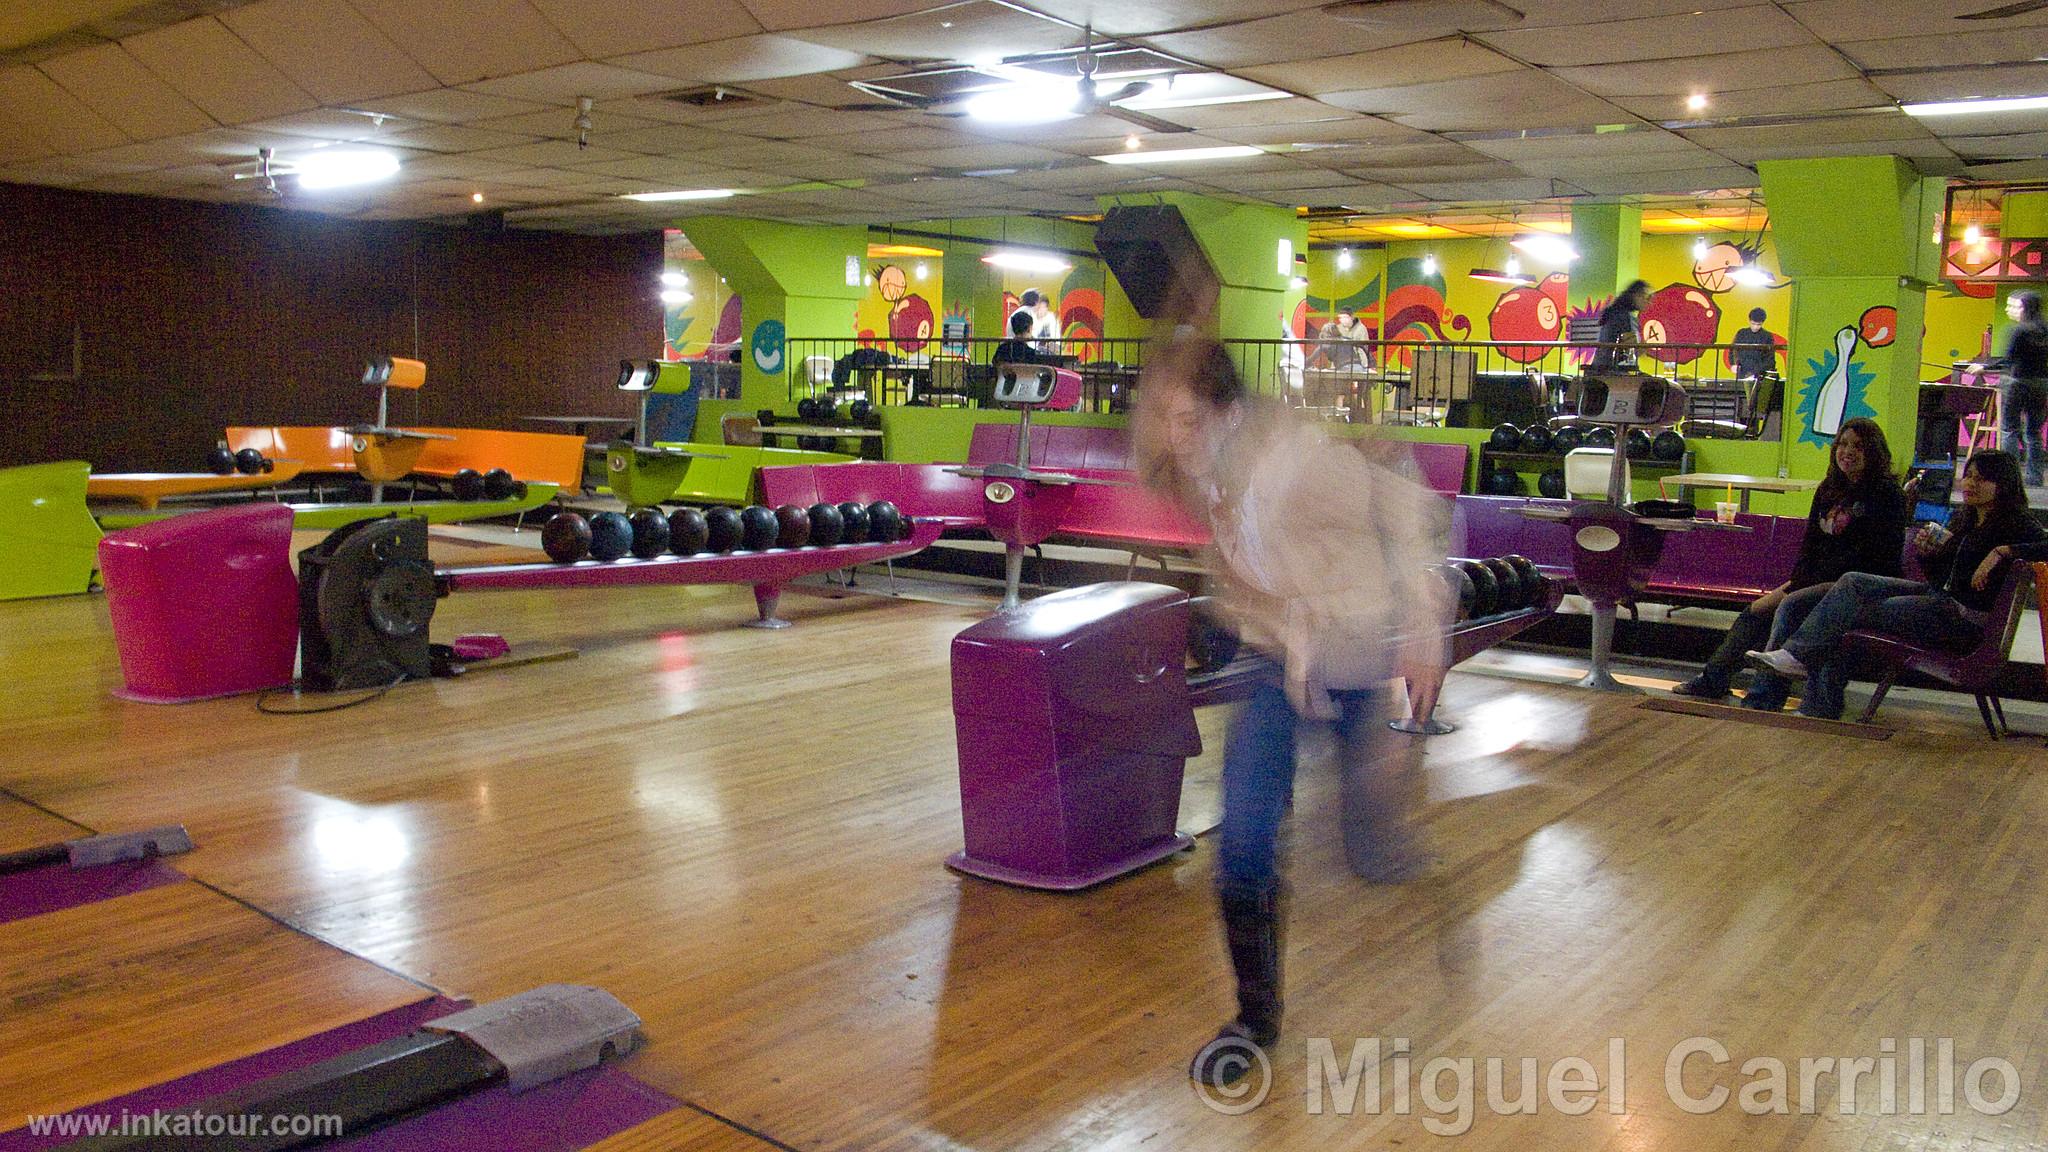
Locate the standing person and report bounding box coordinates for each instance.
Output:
[1731,307,1778,380]
[1310,309,1372,372]
[1587,279,1651,373]
[1990,291,2048,486]
[1671,417,1908,702]
[1017,289,1060,354]
[1134,320,1448,1091]
[1746,450,2048,719]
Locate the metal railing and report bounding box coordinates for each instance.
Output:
[776,334,1784,438]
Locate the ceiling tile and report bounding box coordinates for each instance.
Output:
[1835,27,2039,70]
[1680,113,1937,159]
[1871,64,2048,106]
[1207,116,1428,147]
[586,121,759,153]
[715,106,901,138]
[1572,167,1763,195]
[0,64,128,152]
[743,72,895,106]
[473,106,671,140]
[377,124,544,152]
[1241,38,1520,97]
[1142,96,1346,131]
[900,141,1074,169]
[36,44,214,141]
[398,153,532,178]
[122,17,317,124]
[829,123,991,153]
[73,127,271,168]
[526,0,763,58]
[237,108,400,141]
[1329,70,1633,132]
[464,140,644,167]
[613,35,871,84]
[1552,45,1862,98]
[790,1,1079,60]
[1475,4,1813,67]
[1020,0,1328,37]
[218,0,437,105]
[351,89,552,124]
[464,62,683,105]
[1463,128,1697,162]
[346,0,580,86]
[1146,11,1430,69]
[1941,131,2048,160]
[1781,0,2048,37]
[1614,78,1893,122]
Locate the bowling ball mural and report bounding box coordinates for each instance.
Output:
[1488,273,1568,363]
[1638,284,1722,364]
[890,293,935,352]
[1858,305,1898,348]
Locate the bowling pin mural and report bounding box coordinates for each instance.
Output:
[1797,320,1876,447]
[1812,326,1856,436]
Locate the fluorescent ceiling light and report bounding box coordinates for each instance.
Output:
[1510,234,1579,264]
[965,82,1079,123]
[659,271,686,287]
[1730,264,1776,286]
[982,250,1071,273]
[1469,268,1533,286]
[1901,94,2048,116]
[1093,145,1263,165]
[619,189,736,202]
[294,150,400,191]
[659,289,692,305]
[1121,91,1290,111]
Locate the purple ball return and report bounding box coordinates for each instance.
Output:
[949,582,1201,890]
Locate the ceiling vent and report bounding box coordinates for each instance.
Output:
[660,86,771,110]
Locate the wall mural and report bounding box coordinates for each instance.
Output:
[1797,323,1877,445]
[1381,256,1468,367]
[750,319,785,375]
[1487,272,1568,363]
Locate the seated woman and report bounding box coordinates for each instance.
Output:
[1747,450,2048,720]
[1672,417,1907,702]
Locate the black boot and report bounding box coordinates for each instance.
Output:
[1191,886,1284,1088]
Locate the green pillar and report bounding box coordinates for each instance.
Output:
[676,217,866,409]
[1098,192,1305,391]
[1568,201,1642,313]
[1758,157,1944,494]
[1994,192,2048,352]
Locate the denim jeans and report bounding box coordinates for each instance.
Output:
[2001,376,2047,485]
[1779,572,1982,719]
[1217,658,1409,900]
[1741,583,1832,711]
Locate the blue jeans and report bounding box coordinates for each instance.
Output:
[1742,582,1832,711]
[2001,376,2047,485]
[1779,572,1982,719]
[1217,659,1409,900]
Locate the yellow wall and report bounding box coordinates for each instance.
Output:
[662,230,738,360]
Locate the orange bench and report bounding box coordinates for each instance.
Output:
[225,426,585,491]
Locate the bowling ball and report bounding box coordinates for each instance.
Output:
[482,467,518,500]
[1537,468,1568,500]
[797,396,819,421]
[739,504,780,551]
[667,507,709,555]
[234,448,267,475]
[849,399,872,423]
[866,500,904,543]
[1552,425,1586,453]
[1625,428,1653,458]
[1587,426,1616,449]
[1518,424,1553,454]
[1489,423,1521,451]
[775,504,811,548]
[1483,467,1523,496]
[704,506,743,552]
[205,446,236,475]
[1482,558,1521,610]
[588,512,634,562]
[451,468,485,501]
[807,502,845,546]
[1504,555,1544,605]
[541,513,591,563]
[628,508,670,559]
[1652,429,1686,461]
[1187,600,1241,674]
[816,396,839,423]
[1438,563,1476,621]
[838,501,871,544]
[1458,559,1498,617]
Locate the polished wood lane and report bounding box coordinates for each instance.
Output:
[0,882,432,1128]
[0,795,85,855]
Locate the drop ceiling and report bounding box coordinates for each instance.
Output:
[0,0,2042,235]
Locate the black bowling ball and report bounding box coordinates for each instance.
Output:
[1553,425,1586,453]
[837,501,871,544]
[587,512,634,562]
[797,397,820,421]
[1625,428,1654,458]
[667,507,709,555]
[1518,424,1554,454]
[450,468,485,501]
[1652,429,1687,461]
[1504,555,1544,606]
[866,500,904,543]
[1439,563,1476,621]
[1483,467,1523,496]
[704,506,743,553]
[1482,558,1522,610]
[234,448,268,475]
[816,397,839,423]
[541,513,591,563]
[205,446,236,475]
[1538,468,1568,500]
[739,504,780,551]
[1587,426,1617,449]
[807,502,845,546]
[775,504,811,548]
[628,508,670,558]
[1187,600,1242,674]
[849,399,873,424]
[1459,559,1498,617]
[482,467,519,500]
[1489,423,1521,452]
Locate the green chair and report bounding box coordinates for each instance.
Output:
[0,461,104,600]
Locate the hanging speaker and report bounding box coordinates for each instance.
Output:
[1093,206,1218,319]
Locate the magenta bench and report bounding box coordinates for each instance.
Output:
[759,462,984,529]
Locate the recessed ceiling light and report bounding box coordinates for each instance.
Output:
[1124,134,1141,150]
[619,189,737,202]
[1337,248,1353,270]
[1092,144,1263,165]
[471,191,484,203]
[1901,94,2048,116]
[1964,224,1984,244]
[294,150,400,191]
[1686,92,1709,111]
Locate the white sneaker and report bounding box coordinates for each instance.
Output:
[1745,649,1806,678]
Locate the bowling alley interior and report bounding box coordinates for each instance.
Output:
[7,0,2048,1148]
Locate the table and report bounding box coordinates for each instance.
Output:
[520,415,638,439]
[1658,472,1818,512]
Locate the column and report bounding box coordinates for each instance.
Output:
[675,217,866,408]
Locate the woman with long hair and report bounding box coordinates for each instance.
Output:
[1747,449,2048,719]
[1673,417,1908,704]
[1587,279,1651,373]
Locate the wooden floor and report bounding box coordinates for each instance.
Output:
[4,570,2048,1150]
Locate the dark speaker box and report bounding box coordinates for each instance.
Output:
[1093,206,1218,319]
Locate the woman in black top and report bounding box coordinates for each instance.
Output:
[1747,450,2048,719]
[1587,280,1651,373]
[1673,417,1907,702]
[1994,290,2048,485]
